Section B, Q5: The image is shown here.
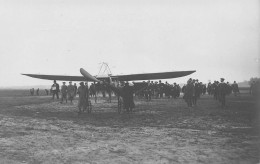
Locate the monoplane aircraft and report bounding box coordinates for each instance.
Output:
[22,67,195,113]
[22,68,195,83]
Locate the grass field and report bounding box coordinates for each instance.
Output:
[0,90,259,164]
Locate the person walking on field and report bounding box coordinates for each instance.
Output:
[67,81,75,103]
[60,82,68,103]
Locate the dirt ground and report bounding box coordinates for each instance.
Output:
[0,91,259,164]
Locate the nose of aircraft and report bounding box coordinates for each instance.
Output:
[80,68,100,82]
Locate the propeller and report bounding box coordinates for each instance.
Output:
[80,68,100,82]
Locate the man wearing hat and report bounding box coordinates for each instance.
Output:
[77,82,88,113]
[232,81,240,96]
[67,81,75,103]
[218,78,228,108]
[122,82,135,112]
[73,83,78,97]
[193,79,200,105]
[60,82,68,103]
[51,80,60,100]
[158,80,164,98]
[184,78,194,107]
[172,83,178,98]
[212,81,219,100]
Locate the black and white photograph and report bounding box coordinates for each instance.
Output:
[0,0,259,163]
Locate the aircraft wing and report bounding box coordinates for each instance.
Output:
[22,74,87,81]
[22,69,196,82]
[111,70,196,81]
[22,68,101,82]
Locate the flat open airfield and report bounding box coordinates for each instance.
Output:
[0,90,259,164]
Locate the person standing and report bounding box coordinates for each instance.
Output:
[184,79,194,108]
[158,80,164,98]
[73,83,78,98]
[60,82,68,103]
[212,81,219,100]
[226,82,232,95]
[45,89,49,95]
[122,82,135,112]
[193,80,200,106]
[85,82,89,99]
[207,82,212,95]
[77,82,88,113]
[30,88,34,96]
[232,81,239,96]
[51,80,60,100]
[67,81,75,103]
[84,82,91,108]
[144,88,152,101]
[36,88,39,96]
[90,83,97,97]
[218,78,228,108]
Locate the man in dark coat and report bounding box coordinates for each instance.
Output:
[60,82,68,103]
[77,82,88,113]
[184,79,194,107]
[232,81,239,96]
[73,83,77,97]
[193,80,200,105]
[122,82,135,112]
[218,78,228,108]
[172,83,178,98]
[67,81,75,103]
[212,81,219,100]
[36,88,39,96]
[158,80,164,98]
[30,88,34,96]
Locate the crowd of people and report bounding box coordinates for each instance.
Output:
[182,78,242,108]
[50,80,91,113]
[206,80,240,98]
[32,77,259,114]
[182,79,206,107]
[135,80,182,101]
[29,88,40,96]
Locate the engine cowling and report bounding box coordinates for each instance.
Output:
[80,68,100,82]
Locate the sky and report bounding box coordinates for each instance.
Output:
[0,0,259,87]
